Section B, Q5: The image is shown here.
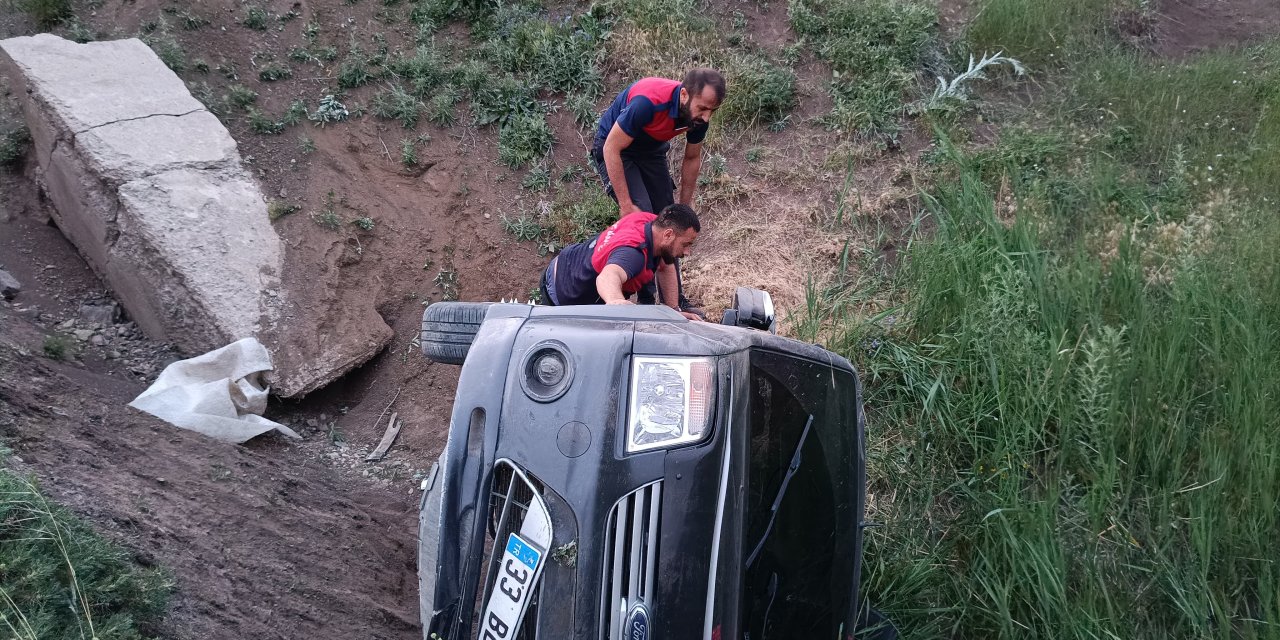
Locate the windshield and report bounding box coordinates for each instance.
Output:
[740,350,861,639]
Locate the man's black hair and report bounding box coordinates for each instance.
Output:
[683,68,726,103]
[655,203,701,233]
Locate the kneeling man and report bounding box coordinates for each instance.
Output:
[540,204,703,321]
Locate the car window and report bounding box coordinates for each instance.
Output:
[741,351,859,640]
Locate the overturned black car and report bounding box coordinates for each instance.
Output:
[416,289,893,640]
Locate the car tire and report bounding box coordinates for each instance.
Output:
[420,302,492,364]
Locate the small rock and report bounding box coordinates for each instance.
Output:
[108,351,122,359]
[89,334,107,347]
[79,301,121,326]
[0,270,20,299]
[73,329,95,342]
[58,319,75,330]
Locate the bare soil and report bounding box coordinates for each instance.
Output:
[2,0,1276,637]
[1155,0,1280,57]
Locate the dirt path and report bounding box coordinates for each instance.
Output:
[1,174,422,639]
[1155,0,1280,57]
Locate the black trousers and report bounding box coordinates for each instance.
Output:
[591,142,686,307]
[591,142,676,216]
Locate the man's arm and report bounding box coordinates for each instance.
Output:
[658,261,703,321]
[656,261,680,309]
[603,124,638,215]
[596,264,634,304]
[677,141,702,205]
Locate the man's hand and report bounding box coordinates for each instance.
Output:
[677,142,703,205]
[607,299,636,305]
[679,311,704,321]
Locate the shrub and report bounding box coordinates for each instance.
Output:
[268,200,301,220]
[371,84,424,128]
[281,99,308,126]
[309,95,350,124]
[337,46,383,89]
[389,45,451,97]
[0,127,31,168]
[401,137,419,167]
[718,53,797,128]
[257,62,292,82]
[471,75,540,127]
[246,108,286,134]
[17,0,71,27]
[242,5,269,30]
[426,88,461,127]
[497,111,553,168]
[141,27,187,72]
[226,84,258,109]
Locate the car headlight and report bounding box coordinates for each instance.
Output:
[626,357,715,454]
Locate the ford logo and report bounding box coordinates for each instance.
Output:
[626,602,651,640]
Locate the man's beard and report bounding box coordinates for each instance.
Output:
[675,100,694,128]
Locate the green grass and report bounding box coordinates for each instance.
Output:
[426,87,461,127]
[480,7,608,96]
[797,18,1280,635]
[389,44,451,97]
[246,108,286,135]
[371,83,424,128]
[314,191,342,230]
[40,335,72,360]
[497,111,553,168]
[140,25,186,72]
[225,84,258,109]
[822,146,1280,638]
[241,5,269,30]
[0,126,30,168]
[1070,42,1280,199]
[257,62,292,82]
[966,0,1116,65]
[0,469,171,640]
[789,0,937,138]
[717,53,797,128]
[17,0,71,27]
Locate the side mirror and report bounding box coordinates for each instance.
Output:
[721,287,776,334]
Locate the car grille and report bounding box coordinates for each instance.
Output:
[474,461,544,640]
[600,480,663,639]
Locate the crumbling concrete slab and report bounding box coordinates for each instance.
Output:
[0,34,390,397]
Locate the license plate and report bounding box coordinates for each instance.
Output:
[479,532,545,640]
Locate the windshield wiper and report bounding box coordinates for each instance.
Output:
[746,414,814,569]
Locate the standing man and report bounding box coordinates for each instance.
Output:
[593,68,726,217]
[592,69,726,311]
[539,204,704,321]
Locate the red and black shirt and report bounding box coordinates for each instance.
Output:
[551,212,661,305]
[594,78,709,153]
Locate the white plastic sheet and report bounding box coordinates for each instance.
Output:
[128,338,300,443]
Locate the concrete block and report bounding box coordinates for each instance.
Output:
[0,34,391,398]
